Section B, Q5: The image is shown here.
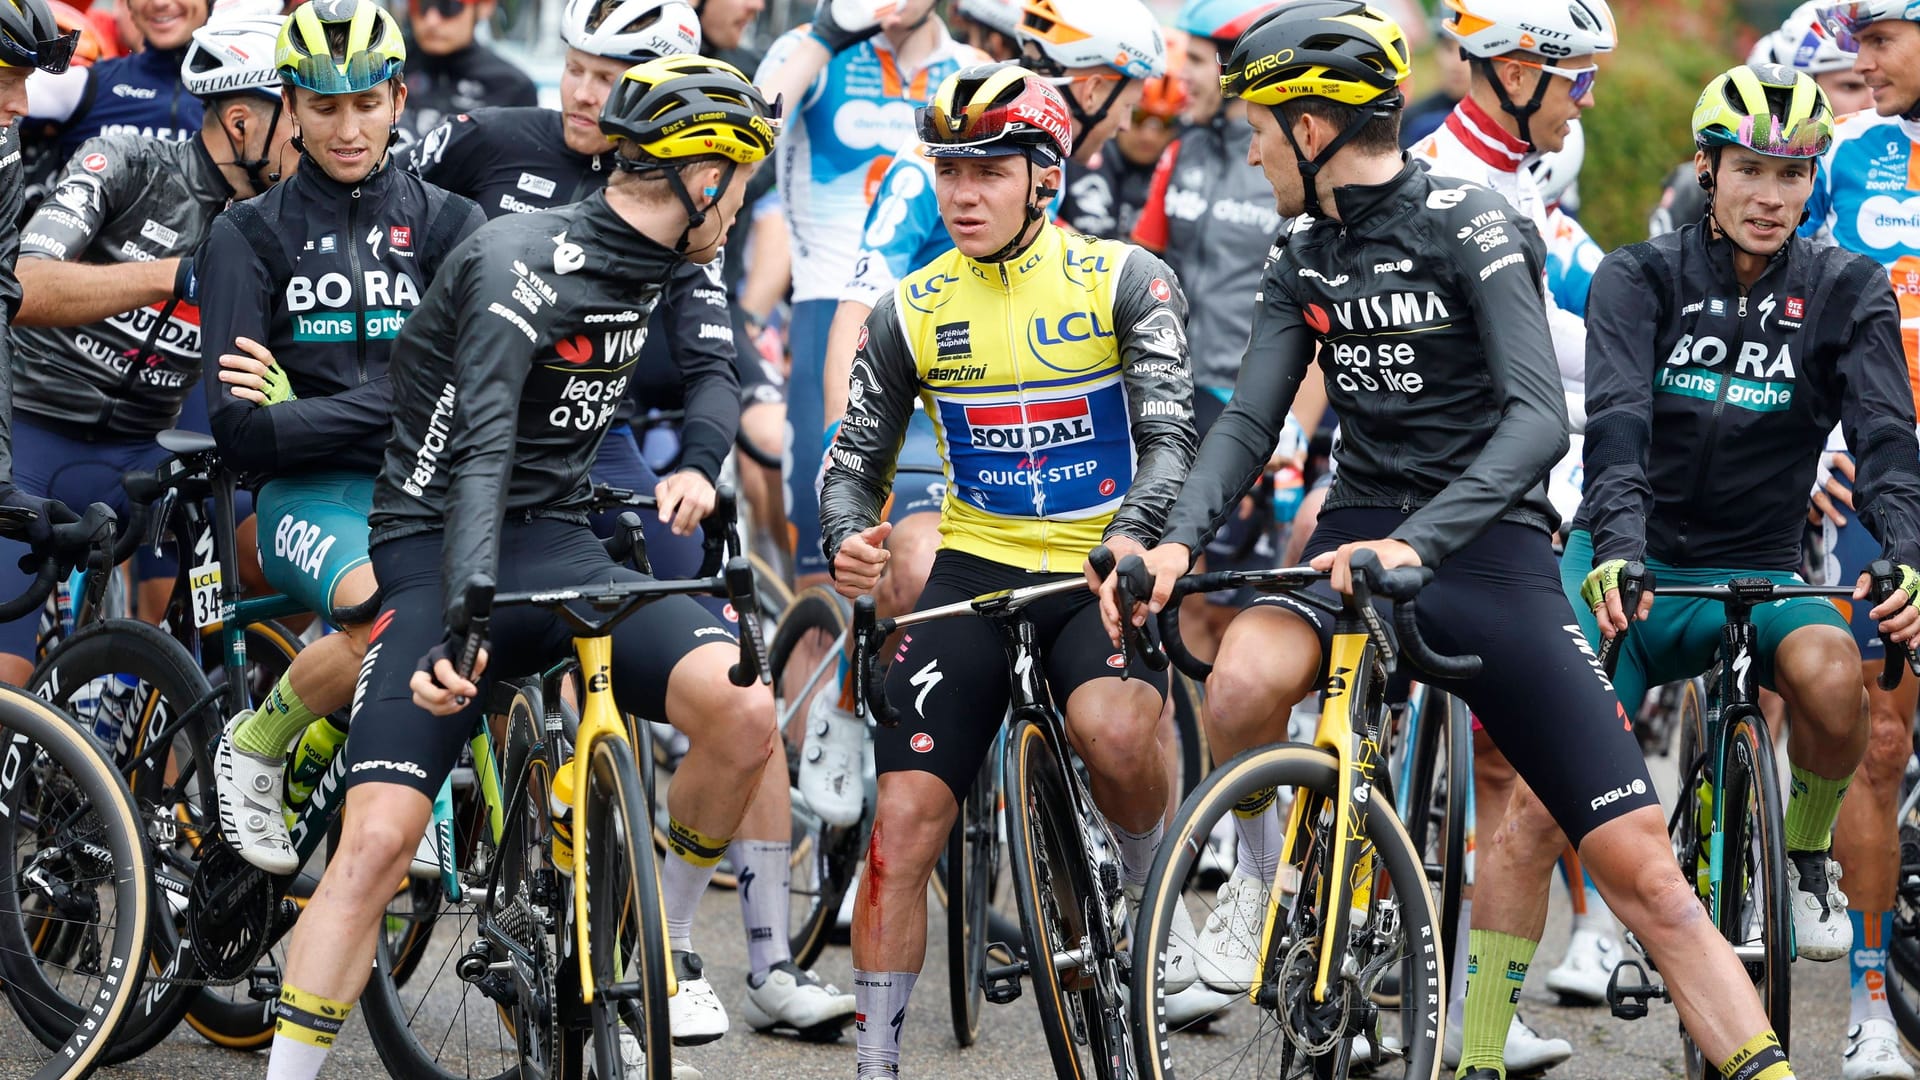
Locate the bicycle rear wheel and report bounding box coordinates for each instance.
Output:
[1721,714,1792,1047]
[946,750,997,1047]
[582,735,672,1080]
[1004,715,1129,1079]
[1130,743,1444,1080]
[1399,685,1469,973]
[0,687,153,1080]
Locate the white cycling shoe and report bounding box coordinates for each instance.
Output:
[1441,1013,1573,1074]
[214,711,298,875]
[614,1029,702,1079]
[796,694,865,828]
[669,951,730,1046]
[1544,926,1620,1004]
[1120,882,1199,995]
[740,960,856,1039]
[1192,869,1267,993]
[1787,849,1851,961]
[1846,1018,1918,1080]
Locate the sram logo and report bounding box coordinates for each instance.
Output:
[286,271,420,312]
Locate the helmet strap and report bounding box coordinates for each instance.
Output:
[1063,75,1128,149]
[1476,55,1552,154]
[664,160,739,254]
[219,95,285,193]
[1274,102,1383,220]
[979,155,1049,263]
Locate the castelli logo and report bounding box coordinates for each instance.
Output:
[722,603,738,623]
[556,335,594,364]
[81,153,106,172]
[1099,478,1116,496]
[1105,654,1125,669]
[1305,303,1331,334]
[1149,278,1170,302]
[855,325,868,351]
[910,733,934,752]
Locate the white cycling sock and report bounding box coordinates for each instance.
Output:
[734,839,793,979]
[854,969,916,1077]
[1234,802,1281,882]
[1109,817,1163,889]
[663,852,720,954]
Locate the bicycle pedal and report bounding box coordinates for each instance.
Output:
[984,959,1026,1005]
[1099,860,1120,899]
[1604,958,1667,1021]
[247,971,280,1001]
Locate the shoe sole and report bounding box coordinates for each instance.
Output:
[670,1029,727,1048]
[746,1013,854,1043]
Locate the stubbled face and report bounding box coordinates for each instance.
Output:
[1702,145,1813,256]
[290,82,406,184]
[1849,19,1920,117]
[934,154,1055,259]
[1246,104,1309,218]
[1180,38,1223,124]
[700,0,763,51]
[561,49,632,157]
[129,0,206,50]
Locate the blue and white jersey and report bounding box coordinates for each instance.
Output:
[842,136,1065,310]
[756,27,984,303]
[1544,206,1604,317]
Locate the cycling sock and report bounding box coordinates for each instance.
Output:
[1447,898,1471,1018]
[1109,817,1163,889]
[266,984,352,1080]
[854,969,915,1078]
[663,817,730,953]
[735,839,793,979]
[1783,764,1850,853]
[237,675,320,758]
[1849,909,1895,1027]
[1457,929,1537,1077]
[1715,1029,1794,1080]
[1232,788,1280,882]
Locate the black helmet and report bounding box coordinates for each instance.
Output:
[0,0,77,73]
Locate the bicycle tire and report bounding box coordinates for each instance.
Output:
[1398,688,1469,979]
[1725,714,1792,1050]
[20,617,215,1063]
[0,687,153,1080]
[582,735,671,1080]
[360,682,544,1080]
[768,584,865,969]
[1890,747,1920,1051]
[1130,743,1445,1080]
[1004,715,1129,1080]
[1671,691,1714,1080]
[946,751,996,1047]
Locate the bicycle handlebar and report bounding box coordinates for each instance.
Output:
[1867,560,1920,691]
[1087,547,1168,676]
[0,502,118,624]
[850,594,898,727]
[1597,561,1651,680]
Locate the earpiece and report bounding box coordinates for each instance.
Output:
[703,185,719,198]
[1035,183,1058,201]
[1696,171,1714,192]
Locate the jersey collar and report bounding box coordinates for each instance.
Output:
[1327,156,1422,227]
[1443,95,1530,175]
[957,219,1063,289]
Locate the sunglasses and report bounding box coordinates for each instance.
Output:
[0,26,76,73]
[1130,108,1176,129]
[1499,57,1599,101]
[412,0,473,18]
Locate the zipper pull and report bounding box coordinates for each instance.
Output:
[351,186,362,200]
[1401,494,1412,514]
[1738,295,1747,318]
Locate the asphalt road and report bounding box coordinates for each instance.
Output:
[0,744,1875,1080]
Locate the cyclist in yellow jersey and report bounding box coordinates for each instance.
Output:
[817,63,1199,1079]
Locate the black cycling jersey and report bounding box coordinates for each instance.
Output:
[1161,159,1569,565]
[1577,222,1920,572]
[197,158,485,480]
[1057,144,1156,242]
[11,133,231,435]
[0,119,27,489]
[398,40,537,147]
[19,46,201,217]
[369,190,740,627]
[406,106,611,219]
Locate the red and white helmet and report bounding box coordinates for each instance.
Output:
[1015,0,1165,79]
[1440,0,1617,60]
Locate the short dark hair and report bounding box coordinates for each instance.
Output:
[1274,96,1401,157]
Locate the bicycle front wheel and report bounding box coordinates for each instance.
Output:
[1720,714,1792,1050]
[0,687,152,1080]
[1131,743,1444,1080]
[583,735,672,1080]
[946,749,997,1047]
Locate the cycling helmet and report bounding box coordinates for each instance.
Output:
[1220,1,1408,218]
[1439,0,1616,60]
[1752,1,1856,74]
[1175,0,1279,44]
[276,0,405,95]
[1016,0,1163,79]
[184,14,285,99]
[561,0,701,63]
[955,0,1022,40]
[1524,116,1583,206]
[48,0,100,66]
[919,61,1073,163]
[1693,62,1834,159]
[0,0,77,72]
[1135,73,1188,121]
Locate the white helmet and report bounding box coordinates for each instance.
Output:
[1440,0,1617,60]
[956,0,1022,39]
[1756,1,1857,73]
[561,0,701,63]
[1525,117,1584,206]
[181,14,286,100]
[1015,0,1165,79]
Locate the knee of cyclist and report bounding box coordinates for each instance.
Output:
[1205,664,1300,743]
[870,784,952,880]
[340,815,423,889]
[710,689,778,773]
[1068,693,1162,770]
[1615,859,1704,937]
[1490,791,1565,865]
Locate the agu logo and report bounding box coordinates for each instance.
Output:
[962,398,1096,452]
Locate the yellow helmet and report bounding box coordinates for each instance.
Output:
[276,0,405,95]
[1692,62,1834,160]
[599,55,779,167]
[1218,0,1409,109]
